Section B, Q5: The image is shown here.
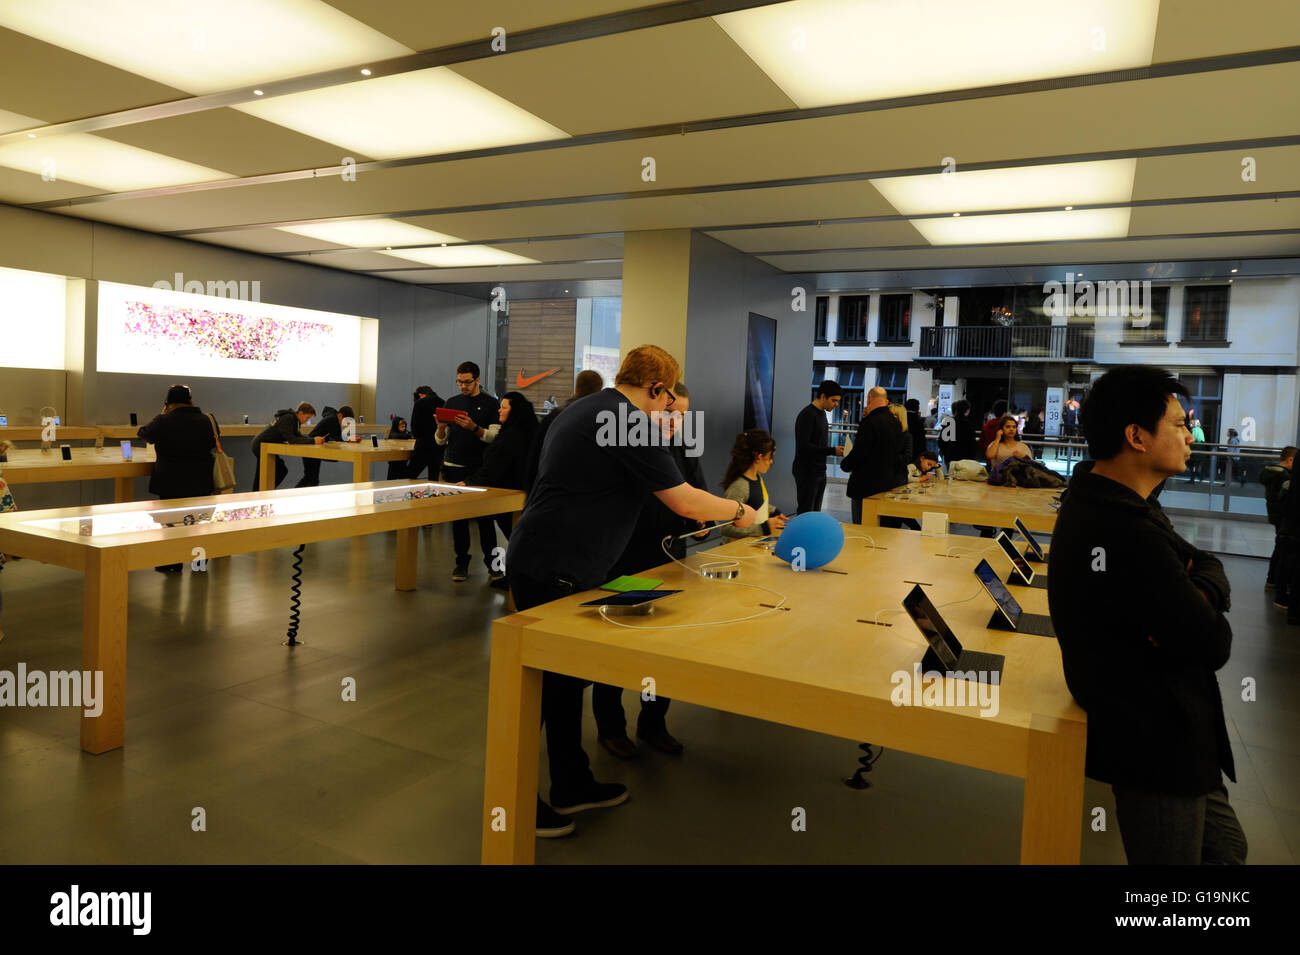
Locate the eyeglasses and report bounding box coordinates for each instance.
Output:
[456,377,476,386]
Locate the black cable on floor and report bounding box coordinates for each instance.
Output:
[285,544,305,646]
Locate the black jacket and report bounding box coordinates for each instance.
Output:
[464,424,534,491]
[525,408,561,493]
[610,444,709,578]
[138,405,218,499]
[251,410,314,455]
[792,403,833,472]
[410,392,443,442]
[906,410,927,463]
[841,406,905,500]
[937,411,980,465]
[309,412,343,442]
[1260,462,1291,525]
[1048,460,1236,796]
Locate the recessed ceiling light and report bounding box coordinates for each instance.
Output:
[360,68,371,76]
[279,220,460,248]
[911,209,1130,245]
[952,212,960,217]
[240,67,568,160]
[873,160,1136,216]
[713,0,1159,108]
[0,109,230,190]
[1231,267,1238,272]
[379,246,539,268]
[26,132,35,138]
[1064,205,1073,211]
[0,0,409,95]
[253,89,264,95]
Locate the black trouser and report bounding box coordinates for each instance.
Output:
[510,572,596,799]
[406,439,443,481]
[251,453,287,492]
[1280,535,1300,620]
[793,467,827,515]
[295,458,323,488]
[1267,523,1283,586]
[850,498,904,528]
[441,464,498,569]
[592,684,671,739]
[1111,783,1246,864]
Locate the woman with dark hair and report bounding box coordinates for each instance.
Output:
[985,414,1033,465]
[138,384,219,573]
[459,392,538,585]
[720,429,787,539]
[386,416,410,479]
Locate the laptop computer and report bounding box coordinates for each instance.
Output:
[902,584,1005,680]
[973,559,1056,637]
[1013,516,1047,563]
[996,531,1047,589]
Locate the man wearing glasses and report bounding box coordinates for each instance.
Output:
[435,361,502,582]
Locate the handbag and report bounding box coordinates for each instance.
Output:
[949,459,988,481]
[207,414,236,494]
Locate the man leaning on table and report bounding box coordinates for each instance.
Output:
[507,344,758,838]
[1048,364,1245,865]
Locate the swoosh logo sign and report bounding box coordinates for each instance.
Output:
[516,367,561,389]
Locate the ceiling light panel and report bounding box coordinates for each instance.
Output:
[279,220,461,248]
[872,159,1138,215]
[913,208,1132,245]
[239,68,569,160]
[0,0,409,95]
[0,109,229,191]
[715,0,1160,108]
[379,246,540,268]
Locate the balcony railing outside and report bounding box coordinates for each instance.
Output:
[919,325,1094,360]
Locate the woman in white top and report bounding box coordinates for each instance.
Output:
[985,414,1033,465]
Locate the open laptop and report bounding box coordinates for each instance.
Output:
[1013,516,1047,563]
[902,584,1005,680]
[996,532,1047,589]
[973,559,1056,637]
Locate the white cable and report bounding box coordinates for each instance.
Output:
[944,542,998,558]
[844,534,879,549]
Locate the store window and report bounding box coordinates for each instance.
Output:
[1181,286,1230,342]
[838,295,870,342]
[877,294,912,344]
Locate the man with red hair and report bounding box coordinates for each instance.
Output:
[507,344,759,837]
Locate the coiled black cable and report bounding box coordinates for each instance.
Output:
[285,543,305,645]
[844,742,883,789]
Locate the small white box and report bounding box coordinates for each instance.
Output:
[920,511,949,538]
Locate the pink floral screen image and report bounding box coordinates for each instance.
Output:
[123,300,336,363]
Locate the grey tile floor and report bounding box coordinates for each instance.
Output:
[0,517,1295,864]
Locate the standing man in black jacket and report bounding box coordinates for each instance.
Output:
[406,385,444,481]
[296,405,362,487]
[841,386,904,525]
[250,402,325,491]
[436,362,501,582]
[792,380,845,514]
[138,384,219,573]
[904,398,928,461]
[1048,365,1245,865]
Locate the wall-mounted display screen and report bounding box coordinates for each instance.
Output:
[97,281,368,383]
[0,265,68,370]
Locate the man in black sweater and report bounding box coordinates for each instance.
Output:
[250,402,325,491]
[435,361,501,582]
[792,380,845,514]
[841,386,904,525]
[406,385,444,481]
[296,405,362,487]
[1048,365,1245,864]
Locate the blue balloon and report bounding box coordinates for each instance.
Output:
[773,512,845,570]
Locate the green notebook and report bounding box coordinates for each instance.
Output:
[601,575,663,593]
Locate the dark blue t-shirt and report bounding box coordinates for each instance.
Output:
[507,389,685,590]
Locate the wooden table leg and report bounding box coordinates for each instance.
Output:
[113,476,133,502]
[81,548,129,754]
[482,618,542,864]
[1020,714,1087,864]
[395,526,418,591]
[258,448,274,492]
[353,459,367,484]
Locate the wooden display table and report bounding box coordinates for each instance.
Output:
[259,439,415,489]
[860,481,1061,532]
[98,423,263,440]
[0,425,99,442]
[482,525,1085,865]
[0,480,524,755]
[0,446,155,501]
